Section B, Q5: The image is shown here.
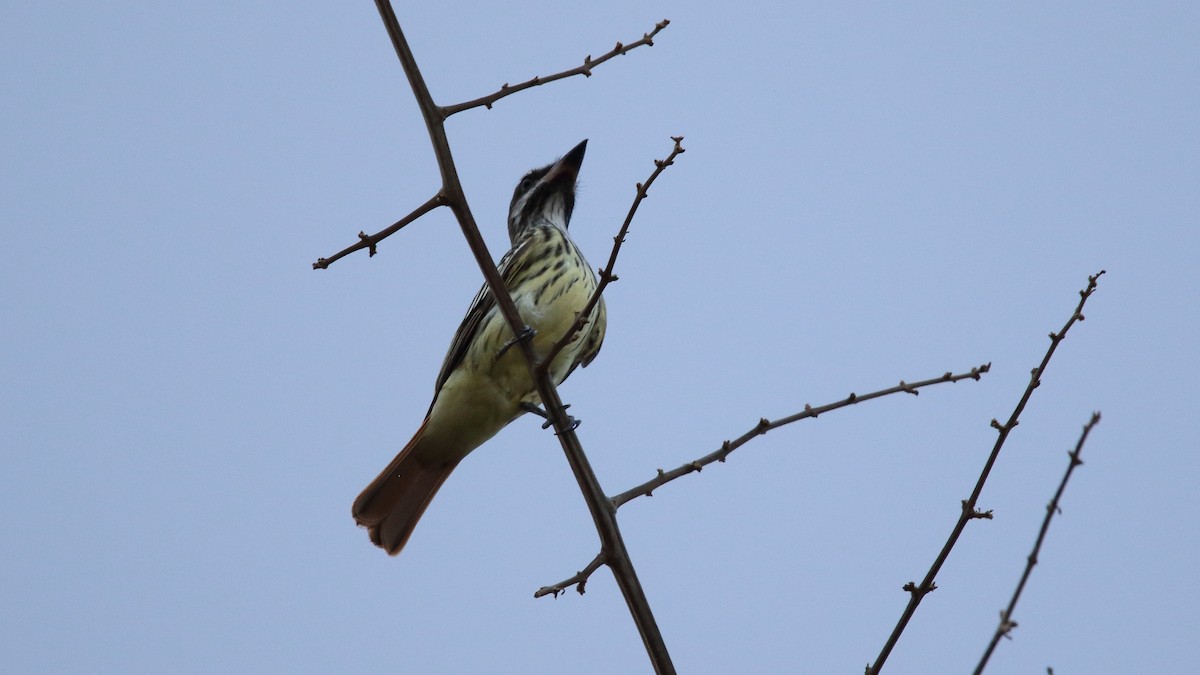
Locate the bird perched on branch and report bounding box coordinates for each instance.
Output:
[352,140,607,556]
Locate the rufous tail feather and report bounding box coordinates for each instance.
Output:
[351,416,461,556]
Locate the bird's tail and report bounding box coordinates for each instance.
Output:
[351,416,461,556]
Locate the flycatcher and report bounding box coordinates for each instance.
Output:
[352,140,607,555]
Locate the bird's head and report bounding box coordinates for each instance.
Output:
[507,139,587,243]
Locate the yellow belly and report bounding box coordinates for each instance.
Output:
[422,225,606,461]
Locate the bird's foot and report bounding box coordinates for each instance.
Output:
[497,325,537,359]
[553,414,582,433]
[520,402,579,431]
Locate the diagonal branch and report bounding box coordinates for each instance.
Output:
[613,363,991,508]
[867,270,1106,675]
[313,192,444,269]
[537,363,991,597]
[312,21,669,271]
[539,136,686,377]
[535,552,607,599]
[441,20,670,116]
[369,4,676,673]
[973,411,1101,675]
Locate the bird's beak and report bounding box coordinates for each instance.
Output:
[544,139,588,185]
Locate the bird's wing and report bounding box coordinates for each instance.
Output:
[430,237,539,400]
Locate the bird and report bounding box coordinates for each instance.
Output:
[352,140,607,556]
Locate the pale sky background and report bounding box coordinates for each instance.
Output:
[3,2,1197,673]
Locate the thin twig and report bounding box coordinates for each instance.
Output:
[613,364,991,508]
[539,136,686,376]
[370,4,676,673]
[538,364,991,596]
[441,20,670,116]
[312,19,669,271]
[313,193,444,269]
[973,411,1101,675]
[867,270,1106,675]
[535,552,608,598]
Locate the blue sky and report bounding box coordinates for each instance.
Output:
[3,2,1197,673]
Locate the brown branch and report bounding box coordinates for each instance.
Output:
[441,20,670,116]
[973,411,1101,675]
[612,364,992,508]
[369,4,675,673]
[867,270,1106,675]
[311,19,670,270]
[313,193,444,269]
[534,552,607,599]
[539,136,686,377]
[539,364,991,598]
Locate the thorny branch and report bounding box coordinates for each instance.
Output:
[973,411,1101,675]
[537,363,991,596]
[441,20,670,116]
[312,18,670,271]
[345,4,677,673]
[539,136,686,377]
[867,270,1106,675]
[313,193,443,269]
[614,364,991,508]
[535,552,607,599]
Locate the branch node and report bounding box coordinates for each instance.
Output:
[356,231,379,257]
[902,581,936,597]
[608,364,990,511]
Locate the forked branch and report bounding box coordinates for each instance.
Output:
[312,17,670,271]
[867,270,1106,675]
[537,363,991,596]
[360,4,676,673]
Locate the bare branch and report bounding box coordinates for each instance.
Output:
[612,364,992,509]
[539,364,991,597]
[540,136,686,376]
[313,193,444,269]
[311,21,671,270]
[534,552,607,598]
[867,270,1106,675]
[973,411,1101,675]
[366,4,675,672]
[441,20,670,116]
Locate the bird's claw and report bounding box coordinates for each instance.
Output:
[497,325,537,359]
[520,402,579,431]
[550,415,581,433]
